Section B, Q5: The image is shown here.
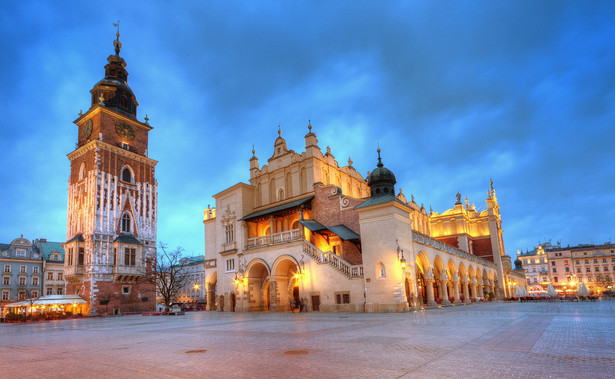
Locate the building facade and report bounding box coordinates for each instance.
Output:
[175,256,206,303]
[203,125,525,313]
[33,239,66,296]
[63,31,157,315]
[0,237,43,303]
[517,243,550,294]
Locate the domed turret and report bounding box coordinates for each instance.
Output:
[513,258,524,271]
[89,26,139,118]
[367,147,396,197]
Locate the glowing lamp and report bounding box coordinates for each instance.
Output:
[400,257,407,270]
[234,274,240,285]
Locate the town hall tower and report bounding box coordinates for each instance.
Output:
[64,29,157,315]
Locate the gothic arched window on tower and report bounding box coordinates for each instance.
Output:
[121,167,132,183]
[121,212,132,234]
[78,163,86,181]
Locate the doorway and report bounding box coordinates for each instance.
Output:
[311,295,320,311]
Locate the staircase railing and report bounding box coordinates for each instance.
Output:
[303,240,363,278]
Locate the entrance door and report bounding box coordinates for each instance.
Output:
[230,293,236,312]
[311,295,320,311]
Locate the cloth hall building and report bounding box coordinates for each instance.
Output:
[203,125,526,312]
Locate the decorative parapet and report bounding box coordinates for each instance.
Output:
[412,231,496,269]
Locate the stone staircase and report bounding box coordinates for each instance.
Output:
[303,240,363,278]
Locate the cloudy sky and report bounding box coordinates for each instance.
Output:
[1,1,614,258]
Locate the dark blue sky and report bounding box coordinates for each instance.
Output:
[1,1,614,257]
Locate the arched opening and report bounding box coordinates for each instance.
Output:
[246,260,270,312]
[376,262,386,279]
[230,293,236,312]
[206,272,217,311]
[78,163,86,181]
[121,167,132,183]
[272,257,300,312]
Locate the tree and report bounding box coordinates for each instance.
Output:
[155,243,190,310]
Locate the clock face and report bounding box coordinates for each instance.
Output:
[83,119,93,138]
[115,121,135,141]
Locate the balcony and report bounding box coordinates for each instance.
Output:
[113,265,144,282]
[246,228,302,249]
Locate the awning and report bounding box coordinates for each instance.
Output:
[240,196,313,221]
[298,219,327,232]
[4,295,88,308]
[327,225,360,241]
[299,220,360,241]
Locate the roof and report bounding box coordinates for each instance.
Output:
[0,243,9,251]
[355,194,408,209]
[67,234,85,243]
[38,241,65,260]
[240,196,314,221]
[113,234,143,245]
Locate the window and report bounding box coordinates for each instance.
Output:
[225,259,235,273]
[3,265,9,273]
[1,290,9,301]
[68,248,73,265]
[564,260,568,265]
[56,287,63,295]
[47,287,53,295]
[335,292,351,304]
[124,248,136,266]
[20,265,26,273]
[48,272,53,280]
[577,268,581,273]
[78,248,84,265]
[121,213,132,233]
[16,249,26,257]
[603,258,607,263]
[19,277,26,286]
[586,267,590,272]
[611,258,615,262]
[376,262,386,278]
[122,285,131,294]
[551,261,555,266]
[78,163,86,180]
[554,277,558,282]
[224,223,234,244]
[585,260,589,264]
[58,273,63,281]
[595,267,600,272]
[18,291,25,300]
[594,259,598,263]
[2,276,9,285]
[532,267,536,272]
[552,268,557,273]
[565,267,569,272]
[576,260,580,264]
[32,277,39,286]
[31,290,38,298]
[33,266,39,274]
[604,267,609,272]
[121,167,132,183]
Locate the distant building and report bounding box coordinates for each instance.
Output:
[33,239,66,296]
[175,256,205,303]
[518,242,615,294]
[0,237,43,303]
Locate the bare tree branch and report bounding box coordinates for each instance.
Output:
[155,242,190,308]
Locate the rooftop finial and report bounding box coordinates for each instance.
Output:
[376,143,383,168]
[113,20,122,55]
[490,177,494,190]
[144,114,149,124]
[308,119,312,132]
[278,124,281,137]
[252,145,255,157]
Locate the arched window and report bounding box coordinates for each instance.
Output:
[121,167,132,183]
[78,163,86,181]
[376,262,386,279]
[277,188,285,201]
[121,213,132,233]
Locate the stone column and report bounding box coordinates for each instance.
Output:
[462,280,471,304]
[440,272,451,306]
[471,280,477,302]
[452,274,462,305]
[478,279,484,298]
[425,279,437,306]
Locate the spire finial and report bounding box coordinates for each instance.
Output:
[308,119,312,132]
[490,177,494,190]
[376,143,383,168]
[278,124,281,137]
[113,20,122,55]
[144,114,149,124]
[252,145,255,157]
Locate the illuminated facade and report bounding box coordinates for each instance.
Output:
[63,31,157,315]
[517,243,550,293]
[175,256,206,303]
[203,124,525,312]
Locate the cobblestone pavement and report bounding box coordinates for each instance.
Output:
[1,301,614,378]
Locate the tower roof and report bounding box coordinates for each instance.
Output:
[366,147,396,197]
[89,25,139,119]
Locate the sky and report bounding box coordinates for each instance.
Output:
[1,1,614,258]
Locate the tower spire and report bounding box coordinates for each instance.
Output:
[113,20,122,55]
[377,144,383,168]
